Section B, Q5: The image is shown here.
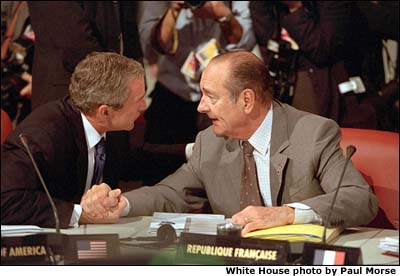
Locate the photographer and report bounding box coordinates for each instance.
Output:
[139,1,256,147]
[250,1,381,129]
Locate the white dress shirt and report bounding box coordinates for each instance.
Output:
[69,113,105,227]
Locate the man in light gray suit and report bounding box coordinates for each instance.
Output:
[81,51,378,235]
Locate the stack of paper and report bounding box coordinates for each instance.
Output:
[1,225,44,237]
[244,224,342,243]
[379,237,399,256]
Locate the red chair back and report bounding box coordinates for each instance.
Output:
[1,109,13,144]
[340,128,399,229]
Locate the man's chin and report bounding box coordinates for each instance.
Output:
[212,126,225,137]
[125,123,135,131]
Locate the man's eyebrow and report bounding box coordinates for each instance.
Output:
[202,86,215,96]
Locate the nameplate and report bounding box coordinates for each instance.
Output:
[1,233,64,264]
[302,242,362,265]
[177,232,289,265]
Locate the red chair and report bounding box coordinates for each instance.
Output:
[340,128,399,229]
[1,109,13,144]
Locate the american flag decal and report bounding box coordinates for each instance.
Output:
[77,240,107,259]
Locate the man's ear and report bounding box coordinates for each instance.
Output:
[98,104,109,118]
[242,88,256,114]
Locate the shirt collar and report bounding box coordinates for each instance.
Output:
[81,113,106,150]
[247,104,273,156]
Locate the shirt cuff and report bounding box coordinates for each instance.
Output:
[285,203,322,225]
[185,143,195,160]
[120,196,131,217]
[70,204,82,228]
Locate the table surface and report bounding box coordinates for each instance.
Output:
[53,216,399,265]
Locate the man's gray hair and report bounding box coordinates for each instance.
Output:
[69,52,144,113]
[209,51,272,103]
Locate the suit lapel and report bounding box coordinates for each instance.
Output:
[66,98,89,200]
[221,138,242,205]
[270,101,290,206]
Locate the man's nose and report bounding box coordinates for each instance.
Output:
[197,97,209,113]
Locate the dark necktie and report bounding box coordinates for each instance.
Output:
[91,137,106,186]
[240,141,264,210]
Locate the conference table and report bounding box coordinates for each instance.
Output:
[54,216,399,265]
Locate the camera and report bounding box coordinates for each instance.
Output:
[185,1,207,9]
[266,39,298,103]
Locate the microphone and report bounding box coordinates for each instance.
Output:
[322,145,357,244]
[19,133,60,235]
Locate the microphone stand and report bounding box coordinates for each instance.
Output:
[19,134,63,264]
[322,145,357,244]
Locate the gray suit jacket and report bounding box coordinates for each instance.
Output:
[125,101,378,227]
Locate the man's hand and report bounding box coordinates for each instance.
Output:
[79,196,126,224]
[232,206,295,236]
[79,183,127,224]
[192,1,231,20]
[80,183,120,218]
[20,72,32,98]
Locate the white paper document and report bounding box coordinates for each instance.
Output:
[1,225,44,237]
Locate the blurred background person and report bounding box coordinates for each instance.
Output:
[356,1,398,131]
[1,1,34,124]
[27,1,143,110]
[250,1,393,130]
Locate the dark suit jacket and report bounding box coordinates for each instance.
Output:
[28,1,142,109]
[125,101,378,228]
[1,97,184,228]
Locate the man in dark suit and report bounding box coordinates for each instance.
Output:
[27,1,143,109]
[1,52,176,228]
[81,51,378,235]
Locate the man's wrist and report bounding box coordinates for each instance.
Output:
[70,204,82,227]
[120,196,131,217]
[284,205,295,224]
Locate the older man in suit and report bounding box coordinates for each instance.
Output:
[1,52,185,228]
[82,51,378,234]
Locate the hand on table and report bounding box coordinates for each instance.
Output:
[232,206,295,236]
